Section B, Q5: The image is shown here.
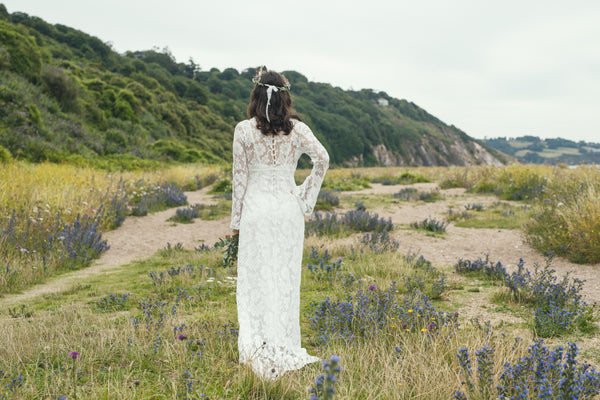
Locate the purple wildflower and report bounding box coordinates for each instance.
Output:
[177,334,186,341]
[68,351,81,359]
[368,285,377,291]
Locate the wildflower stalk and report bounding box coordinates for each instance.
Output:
[68,351,81,399]
[310,355,342,400]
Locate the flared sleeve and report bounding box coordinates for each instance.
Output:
[230,122,248,229]
[293,122,330,215]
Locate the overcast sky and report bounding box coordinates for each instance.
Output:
[4,0,599,142]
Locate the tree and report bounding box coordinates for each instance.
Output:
[185,57,200,79]
[0,4,10,21]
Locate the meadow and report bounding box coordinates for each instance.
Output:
[1,161,600,399]
[0,162,219,294]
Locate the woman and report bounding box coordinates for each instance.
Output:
[230,67,329,379]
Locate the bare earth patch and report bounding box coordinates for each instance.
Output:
[347,183,600,304]
[4,182,599,310]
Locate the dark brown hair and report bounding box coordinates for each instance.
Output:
[247,70,301,135]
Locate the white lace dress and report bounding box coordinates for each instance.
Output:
[230,118,329,379]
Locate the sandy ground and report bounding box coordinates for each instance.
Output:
[3,182,599,306]
[359,183,600,303]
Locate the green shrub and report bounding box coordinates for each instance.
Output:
[83,100,107,128]
[114,98,136,122]
[125,81,151,104]
[469,180,496,193]
[322,174,371,191]
[27,104,43,126]
[526,182,600,264]
[397,171,430,184]
[184,80,208,104]
[494,166,547,201]
[104,129,127,148]
[40,65,80,112]
[209,178,232,194]
[100,88,116,114]
[0,46,10,70]
[0,20,42,78]
[181,148,203,162]
[0,82,17,101]
[116,89,140,111]
[0,144,12,163]
[130,71,159,90]
[84,78,106,92]
[151,139,185,161]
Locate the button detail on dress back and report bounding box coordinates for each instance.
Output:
[271,135,276,166]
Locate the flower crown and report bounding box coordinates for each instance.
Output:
[252,66,291,91]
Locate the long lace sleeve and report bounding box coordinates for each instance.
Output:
[293,123,329,216]
[230,122,248,229]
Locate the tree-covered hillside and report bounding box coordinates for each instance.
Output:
[0,4,506,169]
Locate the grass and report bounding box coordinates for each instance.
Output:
[168,201,231,224]
[2,163,600,398]
[526,180,600,264]
[0,161,224,295]
[3,237,596,398]
[450,202,532,229]
[0,162,220,218]
[0,244,529,399]
[337,193,396,211]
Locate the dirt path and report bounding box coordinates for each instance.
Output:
[3,182,599,305]
[355,183,600,303]
[2,186,231,305]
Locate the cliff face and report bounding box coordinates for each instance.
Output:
[398,132,504,167]
[343,136,504,167]
[369,140,503,167]
[342,113,505,167]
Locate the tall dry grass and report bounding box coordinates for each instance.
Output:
[0,161,223,294]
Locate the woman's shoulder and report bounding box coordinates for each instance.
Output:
[234,119,259,138]
[235,118,256,130]
[291,119,312,135]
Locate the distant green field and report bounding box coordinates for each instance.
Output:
[514,146,582,159]
[514,149,529,157]
[508,141,532,149]
[538,147,582,157]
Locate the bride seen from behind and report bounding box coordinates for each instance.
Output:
[230,66,329,379]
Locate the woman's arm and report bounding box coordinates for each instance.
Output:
[293,123,330,215]
[230,123,248,231]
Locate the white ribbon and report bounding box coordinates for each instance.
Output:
[265,84,279,122]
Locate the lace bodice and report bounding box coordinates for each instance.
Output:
[230,118,329,229]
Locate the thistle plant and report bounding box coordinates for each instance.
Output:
[214,234,238,268]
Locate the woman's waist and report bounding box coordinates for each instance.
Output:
[248,165,295,174]
[247,169,294,182]
[244,178,297,195]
